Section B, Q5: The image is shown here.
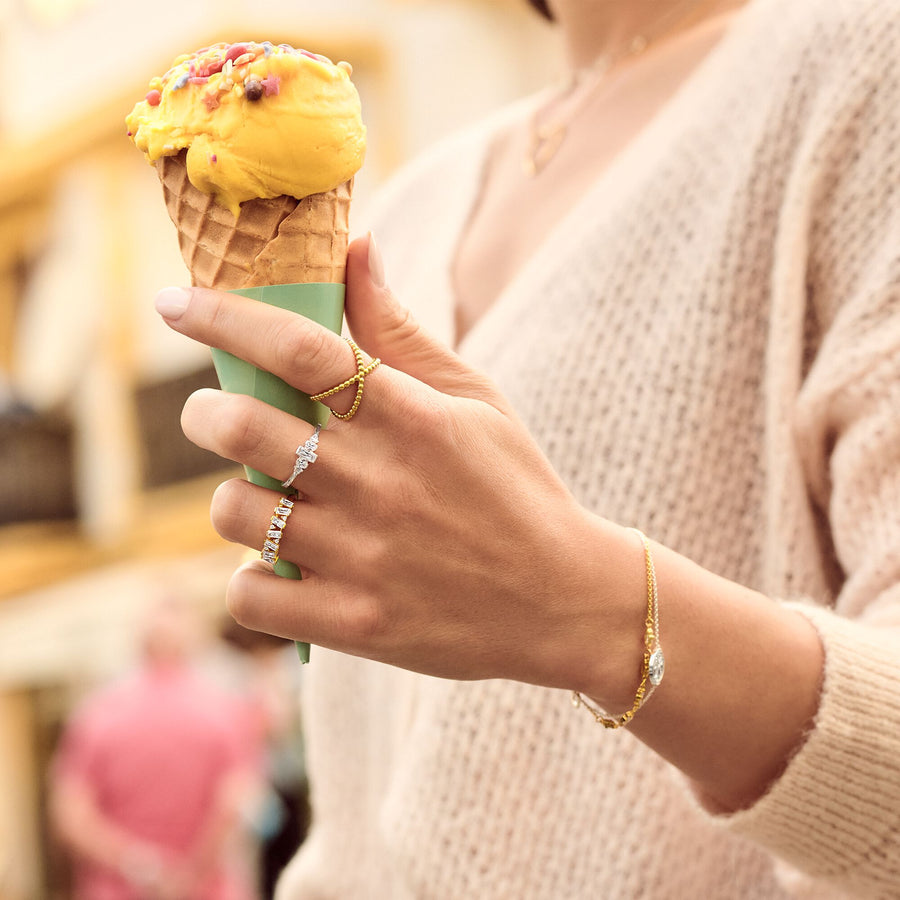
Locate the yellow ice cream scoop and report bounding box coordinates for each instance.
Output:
[126,41,366,216]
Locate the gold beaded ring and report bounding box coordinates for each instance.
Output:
[310,338,381,421]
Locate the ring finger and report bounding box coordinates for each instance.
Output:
[211,478,353,574]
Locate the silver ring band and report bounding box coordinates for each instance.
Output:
[262,496,295,564]
[282,425,321,488]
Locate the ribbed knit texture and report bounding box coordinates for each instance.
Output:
[278,0,900,896]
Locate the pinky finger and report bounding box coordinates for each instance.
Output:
[226,561,381,654]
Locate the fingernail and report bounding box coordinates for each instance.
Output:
[155,286,192,319]
[367,232,386,289]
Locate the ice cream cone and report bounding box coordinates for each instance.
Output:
[156,152,352,666]
[129,41,367,664]
[156,151,353,290]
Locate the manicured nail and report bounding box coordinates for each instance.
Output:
[155,286,192,319]
[367,232,386,289]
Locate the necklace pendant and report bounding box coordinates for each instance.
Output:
[524,124,566,177]
[521,0,712,179]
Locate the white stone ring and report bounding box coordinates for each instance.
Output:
[262,496,295,564]
[282,424,321,488]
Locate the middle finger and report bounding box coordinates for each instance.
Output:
[182,388,346,496]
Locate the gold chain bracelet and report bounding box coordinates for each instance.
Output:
[572,528,665,728]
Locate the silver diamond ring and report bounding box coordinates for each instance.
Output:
[282,425,321,488]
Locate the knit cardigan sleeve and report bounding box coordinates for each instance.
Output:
[712,4,900,895]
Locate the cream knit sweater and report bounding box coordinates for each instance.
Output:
[278,0,900,896]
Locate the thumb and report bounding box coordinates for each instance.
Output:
[345,233,506,407]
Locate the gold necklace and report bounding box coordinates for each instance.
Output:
[523,0,718,177]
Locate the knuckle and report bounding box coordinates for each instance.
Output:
[355,532,392,575]
[388,302,421,344]
[273,318,331,380]
[218,394,266,458]
[392,384,450,436]
[421,394,455,433]
[342,593,385,644]
[381,465,430,517]
[225,568,259,629]
[205,290,232,334]
[210,479,253,541]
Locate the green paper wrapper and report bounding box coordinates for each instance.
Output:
[211,282,345,664]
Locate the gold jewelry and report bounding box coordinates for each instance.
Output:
[572,528,665,728]
[261,495,295,564]
[310,338,381,421]
[524,0,719,176]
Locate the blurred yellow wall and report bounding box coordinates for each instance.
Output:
[0,1,562,896]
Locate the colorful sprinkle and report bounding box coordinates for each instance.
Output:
[204,57,225,76]
[142,43,344,112]
[244,78,264,101]
[225,43,249,63]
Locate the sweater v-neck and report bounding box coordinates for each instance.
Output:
[449,1,759,354]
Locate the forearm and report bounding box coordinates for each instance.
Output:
[186,771,251,877]
[52,781,160,872]
[574,518,824,813]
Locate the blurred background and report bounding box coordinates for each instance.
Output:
[0,0,563,896]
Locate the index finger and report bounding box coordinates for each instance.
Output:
[155,285,368,400]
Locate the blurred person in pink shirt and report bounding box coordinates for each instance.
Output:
[50,593,261,900]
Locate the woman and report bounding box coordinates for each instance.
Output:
[154,0,900,895]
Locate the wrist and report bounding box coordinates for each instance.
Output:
[573,527,664,727]
[557,514,654,710]
[565,528,826,811]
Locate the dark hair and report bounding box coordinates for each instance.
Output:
[526,0,554,22]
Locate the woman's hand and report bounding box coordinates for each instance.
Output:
[157,234,827,811]
[155,235,636,691]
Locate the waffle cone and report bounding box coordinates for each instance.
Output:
[156,151,352,289]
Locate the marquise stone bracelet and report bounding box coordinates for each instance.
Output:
[572,528,665,729]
